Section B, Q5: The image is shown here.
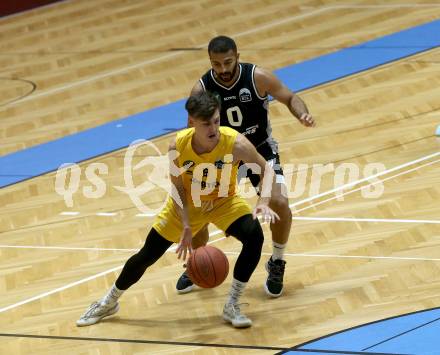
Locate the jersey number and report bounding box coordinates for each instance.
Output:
[226,106,243,127]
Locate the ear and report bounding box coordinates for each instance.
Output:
[188,116,195,127]
[236,52,240,61]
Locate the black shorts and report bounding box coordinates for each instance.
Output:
[238,142,284,189]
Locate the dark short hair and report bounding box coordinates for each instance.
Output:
[185,91,221,121]
[208,35,237,54]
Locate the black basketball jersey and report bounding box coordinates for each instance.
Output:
[199,63,278,152]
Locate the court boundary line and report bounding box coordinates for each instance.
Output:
[0,332,288,351]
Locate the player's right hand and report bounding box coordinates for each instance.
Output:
[252,204,280,224]
[176,226,193,260]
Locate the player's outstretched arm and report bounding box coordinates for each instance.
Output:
[233,133,280,224]
[168,139,193,260]
[255,67,315,127]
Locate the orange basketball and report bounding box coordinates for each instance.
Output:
[186,245,229,288]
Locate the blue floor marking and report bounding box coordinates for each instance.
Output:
[282,351,410,355]
[367,316,440,354]
[0,99,186,187]
[279,308,440,355]
[0,20,439,189]
[276,19,440,92]
[299,308,440,352]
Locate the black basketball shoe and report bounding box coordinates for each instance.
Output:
[264,257,286,297]
[176,271,194,294]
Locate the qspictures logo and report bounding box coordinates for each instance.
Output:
[54,139,386,214]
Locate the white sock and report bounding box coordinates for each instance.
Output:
[272,241,286,261]
[101,284,124,305]
[226,278,247,305]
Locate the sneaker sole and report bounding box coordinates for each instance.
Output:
[176,284,195,294]
[264,282,283,298]
[223,315,252,328]
[76,303,119,327]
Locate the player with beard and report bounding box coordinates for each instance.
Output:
[175,35,315,298]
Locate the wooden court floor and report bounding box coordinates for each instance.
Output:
[1,0,440,354]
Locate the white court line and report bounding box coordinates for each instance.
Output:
[59,152,440,220]
[3,212,440,253]
[0,232,226,314]
[294,157,440,215]
[0,245,138,252]
[5,4,440,108]
[59,211,80,216]
[1,152,439,313]
[289,151,440,210]
[281,253,440,262]
[4,245,438,314]
[292,216,440,224]
[223,251,440,263]
[2,212,439,253]
[0,265,124,314]
[0,231,226,253]
[95,212,117,217]
[135,213,157,217]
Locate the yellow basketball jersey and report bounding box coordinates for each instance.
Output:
[176,126,239,203]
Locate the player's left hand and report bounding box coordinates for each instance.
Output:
[252,204,280,224]
[176,226,193,260]
[298,113,315,127]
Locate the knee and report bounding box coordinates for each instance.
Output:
[270,194,292,219]
[228,215,264,250]
[245,221,264,249]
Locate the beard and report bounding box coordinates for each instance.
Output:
[218,63,238,83]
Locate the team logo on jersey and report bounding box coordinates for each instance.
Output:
[214,159,225,169]
[239,88,252,102]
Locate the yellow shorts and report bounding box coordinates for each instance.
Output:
[152,195,252,243]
